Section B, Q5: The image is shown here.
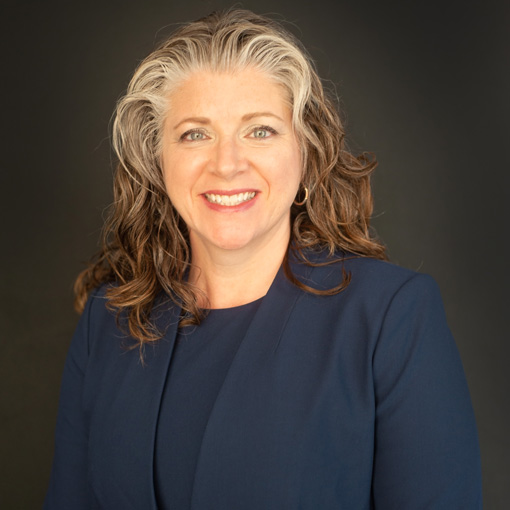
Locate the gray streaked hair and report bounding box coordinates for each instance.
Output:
[75,9,386,346]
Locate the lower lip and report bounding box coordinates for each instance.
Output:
[201,193,259,212]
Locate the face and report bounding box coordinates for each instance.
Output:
[161,67,302,259]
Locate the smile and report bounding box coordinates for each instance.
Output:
[204,191,256,206]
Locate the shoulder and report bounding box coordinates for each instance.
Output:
[81,284,116,337]
[65,285,117,363]
[76,284,180,360]
[285,250,448,358]
[295,249,439,304]
[71,283,144,364]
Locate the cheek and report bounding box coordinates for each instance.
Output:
[161,163,187,212]
[281,149,302,187]
[161,166,177,197]
[162,153,191,191]
[161,154,206,220]
[268,153,302,211]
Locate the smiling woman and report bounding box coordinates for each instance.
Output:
[161,69,302,306]
[45,9,482,509]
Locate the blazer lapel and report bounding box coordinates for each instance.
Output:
[190,260,314,508]
[88,300,181,509]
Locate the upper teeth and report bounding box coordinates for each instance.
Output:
[205,191,256,206]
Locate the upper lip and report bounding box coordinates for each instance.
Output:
[202,188,259,196]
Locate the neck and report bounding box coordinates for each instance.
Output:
[188,231,289,309]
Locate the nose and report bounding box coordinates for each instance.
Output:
[210,136,248,179]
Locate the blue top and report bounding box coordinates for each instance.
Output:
[154,299,261,508]
[44,252,482,509]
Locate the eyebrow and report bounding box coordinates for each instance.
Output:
[242,112,284,122]
[172,112,284,130]
[173,117,210,130]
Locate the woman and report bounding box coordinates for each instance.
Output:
[45,9,482,509]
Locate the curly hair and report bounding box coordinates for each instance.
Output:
[75,8,386,345]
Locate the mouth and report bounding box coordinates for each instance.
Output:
[204,191,256,207]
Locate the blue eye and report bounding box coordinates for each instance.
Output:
[252,125,277,139]
[181,129,206,141]
[253,128,269,138]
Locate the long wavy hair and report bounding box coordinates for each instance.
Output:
[75,8,386,345]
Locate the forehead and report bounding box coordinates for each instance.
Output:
[165,67,291,122]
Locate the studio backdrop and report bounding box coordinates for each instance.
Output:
[1,0,508,507]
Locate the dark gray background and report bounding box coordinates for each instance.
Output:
[2,0,508,507]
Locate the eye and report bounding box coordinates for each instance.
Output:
[251,125,277,139]
[180,129,208,142]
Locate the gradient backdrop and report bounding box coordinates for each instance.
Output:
[2,0,509,507]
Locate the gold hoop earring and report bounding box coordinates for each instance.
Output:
[293,186,309,206]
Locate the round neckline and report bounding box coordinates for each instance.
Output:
[201,294,265,314]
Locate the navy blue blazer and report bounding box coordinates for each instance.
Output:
[45,254,482,509]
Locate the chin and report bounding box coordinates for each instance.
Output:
[211,237,253,251]
[203,226,257,252]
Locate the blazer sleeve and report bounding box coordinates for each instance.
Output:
[44,291,97,510]
[371,274,482,508]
